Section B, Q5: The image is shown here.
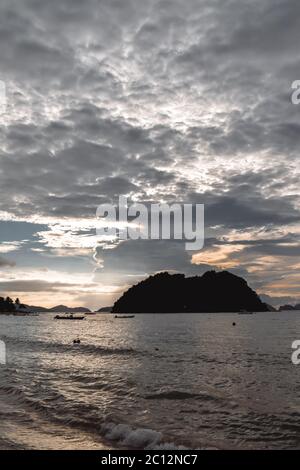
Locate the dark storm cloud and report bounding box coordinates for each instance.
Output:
[205,193,300,228]
[0,256,15,267]
[188,168,300,229]
[94,239,211,285]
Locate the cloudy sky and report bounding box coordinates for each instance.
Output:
[0,0,299,309]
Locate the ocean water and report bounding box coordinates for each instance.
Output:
[0,312,300,450]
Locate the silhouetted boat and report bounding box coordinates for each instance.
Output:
[54,314,85,320]
[114,315,135,319]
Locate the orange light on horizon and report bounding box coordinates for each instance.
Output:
[191,244,244,269]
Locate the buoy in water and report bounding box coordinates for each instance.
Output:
[73,339,81,344]
[232,322,236,326]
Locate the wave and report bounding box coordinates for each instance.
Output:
[101,422,189,449]
[2,380,299,449]
[0,384,188,449]
[1,335,139,357]
[144,389,217,401]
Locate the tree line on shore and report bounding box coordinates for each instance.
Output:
[0,297,23,312]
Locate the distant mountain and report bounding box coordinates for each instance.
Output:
[112,270,269,313]
[23,304,91,313]
[265,303,277,312]
[48,305,91,313]
[279,304,300,311]
[24,305,48,312]
[259,294,299,309]
[97,306,113,313]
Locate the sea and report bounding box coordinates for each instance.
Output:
[0,311,300,450]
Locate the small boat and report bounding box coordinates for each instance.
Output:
[54,314,85,320]
[114,315,135,319]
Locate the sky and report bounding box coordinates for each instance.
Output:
[0,0,299,310]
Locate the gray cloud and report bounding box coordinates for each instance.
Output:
[0,279,93,292]
[0,0,299,305]
[0,256,15,267]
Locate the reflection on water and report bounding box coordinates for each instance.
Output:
[0,312,300,449]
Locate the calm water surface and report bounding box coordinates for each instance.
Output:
[0,312,300,449]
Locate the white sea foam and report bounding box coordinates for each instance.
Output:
[122,428,162,448]
[149,443,189,450]
[101,422,186,449]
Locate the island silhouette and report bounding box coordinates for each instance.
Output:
[112,270,269,313]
